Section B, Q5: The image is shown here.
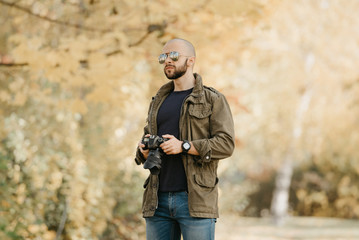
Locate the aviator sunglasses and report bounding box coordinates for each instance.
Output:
[158,51,192,64]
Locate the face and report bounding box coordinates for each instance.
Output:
[161,41,193,80]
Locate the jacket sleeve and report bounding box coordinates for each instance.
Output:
[134,99,153,165]
[135,121,151,165]
[191,94,235,163]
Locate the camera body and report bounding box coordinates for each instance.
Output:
[142,135,167,150]
[142,135,168,175]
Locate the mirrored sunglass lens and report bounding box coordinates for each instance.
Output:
[158,54,167,64]
[169,52,179,61]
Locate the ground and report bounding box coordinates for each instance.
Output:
[216,215,359,240]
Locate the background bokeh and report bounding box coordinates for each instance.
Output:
[1,0,359,239]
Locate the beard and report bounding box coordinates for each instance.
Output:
[164,59,188,80]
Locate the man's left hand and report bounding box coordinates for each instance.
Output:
[160,134,182,155]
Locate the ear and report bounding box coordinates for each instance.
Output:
[187,57,196,67]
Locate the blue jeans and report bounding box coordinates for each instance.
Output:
[145,191,216,240]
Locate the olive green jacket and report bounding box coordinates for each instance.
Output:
[135,73,235,218]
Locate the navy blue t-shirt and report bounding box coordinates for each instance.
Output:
[157,88,193,192]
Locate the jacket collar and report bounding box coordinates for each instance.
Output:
[156,73,204,103]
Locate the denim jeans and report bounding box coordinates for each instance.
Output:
[145,191,216,240]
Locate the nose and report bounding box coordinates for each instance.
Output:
[164,56,173,65]
[165,53,176,64]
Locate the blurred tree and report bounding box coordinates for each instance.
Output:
[1,0,359,239]
[271,83,313,224]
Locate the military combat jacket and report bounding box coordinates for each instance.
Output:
[135,73,235,218]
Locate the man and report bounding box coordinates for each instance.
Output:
[135,38,235,240]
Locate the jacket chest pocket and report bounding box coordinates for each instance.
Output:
[188,103,212,118]
[188,104,212,137]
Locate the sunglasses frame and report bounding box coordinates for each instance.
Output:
[158,51,192,64]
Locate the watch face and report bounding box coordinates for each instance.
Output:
[183,142,190,150]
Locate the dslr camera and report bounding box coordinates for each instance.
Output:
[142,135,168,175]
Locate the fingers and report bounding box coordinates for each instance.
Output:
[161,144,171,153]
[138,134,150,149]
[160,137,181,155]
[138,142,148,154]
[162,134,174,139]
[160,135,174,153]
[139,134,180,155]
[161,146,174,154]
[138,141,145,149]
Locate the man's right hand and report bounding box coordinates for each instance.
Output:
[138,134,150,159]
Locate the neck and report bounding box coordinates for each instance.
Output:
[173,71,195,91]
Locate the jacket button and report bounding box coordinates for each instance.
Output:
[206,156,210,160]
[152,184,157,188]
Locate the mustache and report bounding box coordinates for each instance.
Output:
[165,64,175,68]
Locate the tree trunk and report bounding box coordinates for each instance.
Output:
[271,84,313,224]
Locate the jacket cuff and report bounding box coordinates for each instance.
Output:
[191,139,212,163]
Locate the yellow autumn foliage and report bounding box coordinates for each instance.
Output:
[1,0,359,239]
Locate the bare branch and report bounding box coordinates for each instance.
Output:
[128,22,167,48]
[106,22,168,56]
[0,62,28,67]
[0,0,110,33]
[128,32,151,48]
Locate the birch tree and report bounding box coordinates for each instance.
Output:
[271,80,313,224]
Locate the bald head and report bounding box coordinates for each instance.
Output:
[163,38,196,57]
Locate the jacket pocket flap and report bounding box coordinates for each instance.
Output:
[189,105,212,118]
[194,174,218,188]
